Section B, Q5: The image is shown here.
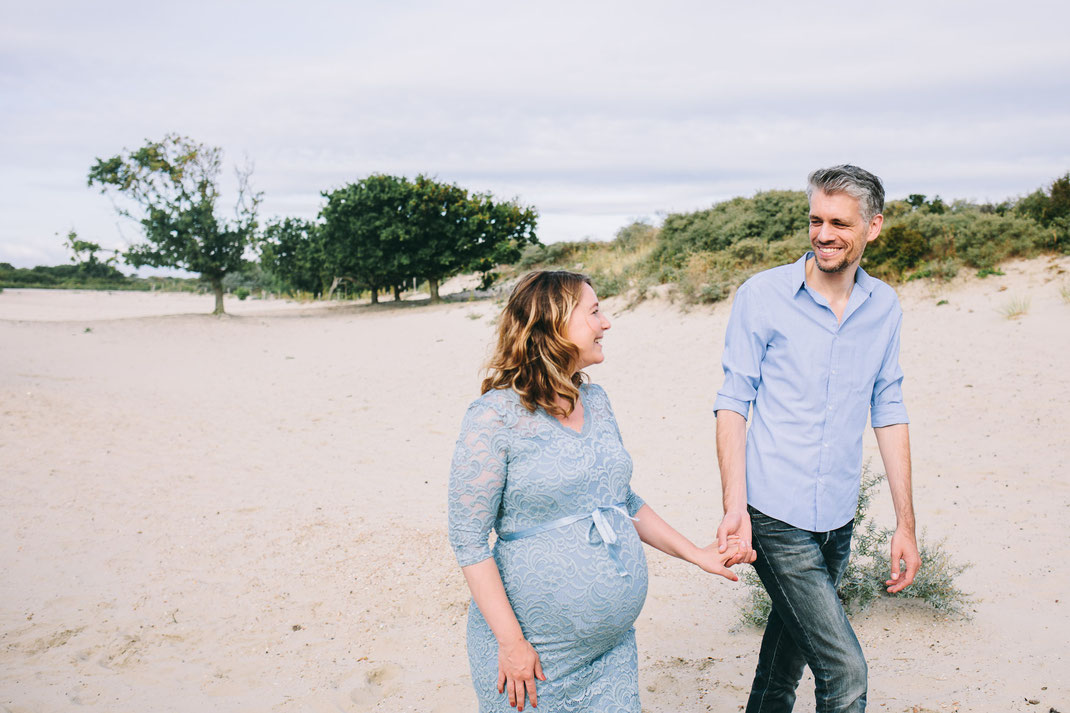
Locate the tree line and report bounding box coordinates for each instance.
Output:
[13,133,1067,310]
[85,134,538,314]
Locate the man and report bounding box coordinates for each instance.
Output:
[713,165,921,712]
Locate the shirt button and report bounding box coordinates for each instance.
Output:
[832,369,838,375]
[823,443,829,447]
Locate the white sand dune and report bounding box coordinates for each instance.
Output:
[1,256,1068,712]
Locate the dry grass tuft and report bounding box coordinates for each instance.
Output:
[1000,296,1031,319]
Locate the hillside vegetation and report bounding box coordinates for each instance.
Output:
[512,172,1070,304]
[7,173,1067,303]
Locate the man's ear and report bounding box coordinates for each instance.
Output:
[865,214,884,244]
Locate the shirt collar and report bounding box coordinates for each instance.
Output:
[791,251,876,296]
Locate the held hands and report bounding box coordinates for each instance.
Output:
[886,527,922,593]
[716,509,755,568]
[497,635,546,710]
[696,535,751,581]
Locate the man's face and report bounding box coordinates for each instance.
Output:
[808,189,883,274]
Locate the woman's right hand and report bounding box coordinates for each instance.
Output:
[497,636,546,710]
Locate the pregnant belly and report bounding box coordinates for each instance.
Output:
[495,520,648,647]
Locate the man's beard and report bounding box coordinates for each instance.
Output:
[815,253,851,273]
[813,244,862,273]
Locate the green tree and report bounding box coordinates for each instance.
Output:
[407,175,538,302]
[319,174,412,304]
[259,217,328,296]
[87,134,261,314]
[320,174,538,304]
[454,190,539,294]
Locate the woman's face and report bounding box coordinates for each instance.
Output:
[565,283,611,371]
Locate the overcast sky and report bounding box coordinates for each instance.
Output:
[2,0,1069,271]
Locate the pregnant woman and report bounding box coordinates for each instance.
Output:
[448,270,751,712]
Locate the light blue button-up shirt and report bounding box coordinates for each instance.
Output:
[713,252,909,532]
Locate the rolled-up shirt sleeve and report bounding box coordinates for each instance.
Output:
[714,283,767,420]
[870,310,910,427]
[448,399,509,567]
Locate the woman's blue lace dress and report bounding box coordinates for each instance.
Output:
[448,383,648,712]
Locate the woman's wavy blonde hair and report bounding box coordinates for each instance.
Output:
[481,270,592,417]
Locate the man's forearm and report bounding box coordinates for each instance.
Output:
[716,410,748,513]
[874,423,915,532]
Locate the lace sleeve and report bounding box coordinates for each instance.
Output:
[448,396,510,567]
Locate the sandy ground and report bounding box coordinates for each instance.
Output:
[1,256,1068,713]
[0,289,345,322]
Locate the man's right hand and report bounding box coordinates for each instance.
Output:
[716,509,754,567]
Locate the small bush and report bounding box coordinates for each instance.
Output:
[1060,284,1070,304]
[235,287,250,300]
[739,465,972,627]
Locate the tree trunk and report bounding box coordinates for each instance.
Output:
[210,276,225,315]
[393,284,402,301]
[327,276,343,300]
[370,285,379,304]
[428,277,440,303]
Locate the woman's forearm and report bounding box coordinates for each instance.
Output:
[461,558,525,644]
[630,504,702,564]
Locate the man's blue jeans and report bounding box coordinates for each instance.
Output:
[745,506,866,713]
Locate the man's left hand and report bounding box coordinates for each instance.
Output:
[886,528,921,593]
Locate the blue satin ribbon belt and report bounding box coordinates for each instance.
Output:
[497,503,638,577]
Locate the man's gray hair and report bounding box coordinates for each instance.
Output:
[807,165,885,223]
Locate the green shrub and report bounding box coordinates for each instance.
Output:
[889,208,1047,270]
[517,242,579,270]
[235,287,250,300]
[906,257,960,282]
[614,221,658,251]
[862,225,930,281]
[653,190,809,268]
